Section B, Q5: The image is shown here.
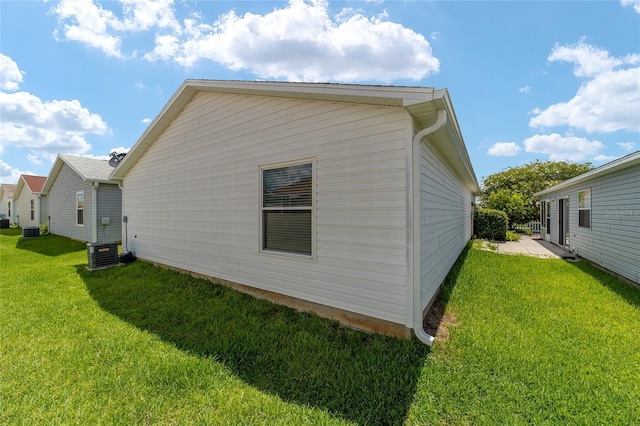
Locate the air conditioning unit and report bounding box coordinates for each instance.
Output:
[87,242,119,270]
[22,226,40,238]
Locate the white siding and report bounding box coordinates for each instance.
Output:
[420,137,474,309]
[39,196,48,227]
[123,92,409,324]
[96,184,122,243]
[0,192,13,222]
[15,193,43,228]
[546,165,640,284]
[48,163,94,242]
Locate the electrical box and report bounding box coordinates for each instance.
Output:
[101,217,111,225]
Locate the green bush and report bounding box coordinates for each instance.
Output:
[39,224,48,235]
[505,230,520,241]
[474,209,508,241]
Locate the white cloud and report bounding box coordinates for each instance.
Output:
[79,147,129,161]
[529,67,640,133]
[27,154,43,165]
[0,54,109,157]
[0,54,24,92]
[523,133,605,161]
[0,159,35,183]
[548,38,638,78]
[430,32,440,40]
[592,154,618,162]
[518,86,531,94]
[53,0,439,82]
[141,118,151,124]
[621,0,640,13]
[52,0,125,57]
[487,142,521,157]
[52,0,180,58]
[618,142,636,151]
[530,40,640,133]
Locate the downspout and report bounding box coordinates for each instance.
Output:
[36,194,41,228]
[411,108,447,346]
[118,182,127,252]
[92,182,99,243]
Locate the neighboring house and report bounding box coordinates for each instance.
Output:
[0,183,16,223]
[535,151,639,285]
[111,80,480,343]
[42,155,122,243]
[13,175,47,228]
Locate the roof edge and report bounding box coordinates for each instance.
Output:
[534,150,640,196]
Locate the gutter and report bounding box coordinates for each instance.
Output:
[411,108,447,346]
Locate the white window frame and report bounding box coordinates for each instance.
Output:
[578,188,591,229]
[76,191,85,227]
[259,158,315,260]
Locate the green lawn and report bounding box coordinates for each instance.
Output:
[1,230,639,425]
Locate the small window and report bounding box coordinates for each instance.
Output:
[578,189,591,229]
[545,201,551,234]
[76,191,85,226]
[8,201,10,218]
[261,161,313,257]
[30,199,34,220]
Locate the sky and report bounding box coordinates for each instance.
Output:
[1,0,639,186]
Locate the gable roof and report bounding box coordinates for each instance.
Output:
[42,155,118,194]
[13,175,47,200]
[0,183,16,198]
[111,80,480,193]
[534,150,640,197]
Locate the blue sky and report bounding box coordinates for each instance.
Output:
[1,0,639,185]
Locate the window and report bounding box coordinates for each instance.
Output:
[261,161,313,256]
[578,189,591,229]
[76,191,84,226]
[545,201,551,234]
[30,199,34,220]
[7,202,10,218]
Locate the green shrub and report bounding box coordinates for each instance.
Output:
[474,209,508,241]
[39,224,48,235]
[505,230,520,241]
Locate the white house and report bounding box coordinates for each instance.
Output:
[0,183,16,223]
[535,151,639,285]
[111,80,480,343]
[13,175,47,228]
[42,155,122,243]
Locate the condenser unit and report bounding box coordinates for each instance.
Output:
[87,242,119,270]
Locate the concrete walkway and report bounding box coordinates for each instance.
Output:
[493,235,571,259]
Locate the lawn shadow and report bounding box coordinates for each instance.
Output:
[15,234,86,257]
[78,262,430,425]
[424,243,471,340]
[0,228,22,237]
[568,259,640,310]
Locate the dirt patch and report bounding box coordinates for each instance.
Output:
[423,297,458,343]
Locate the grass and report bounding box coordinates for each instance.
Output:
[2,229,639,425]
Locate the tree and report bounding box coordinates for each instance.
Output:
[481,160,593,222]
[485,189,527,228]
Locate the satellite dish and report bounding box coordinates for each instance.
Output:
[109,152,127,167]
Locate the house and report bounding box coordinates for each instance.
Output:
[41,155,122,243]
[0,183,16,223]
[110,80,480,343]
[13,175,47,228]
[535,151,639,285]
